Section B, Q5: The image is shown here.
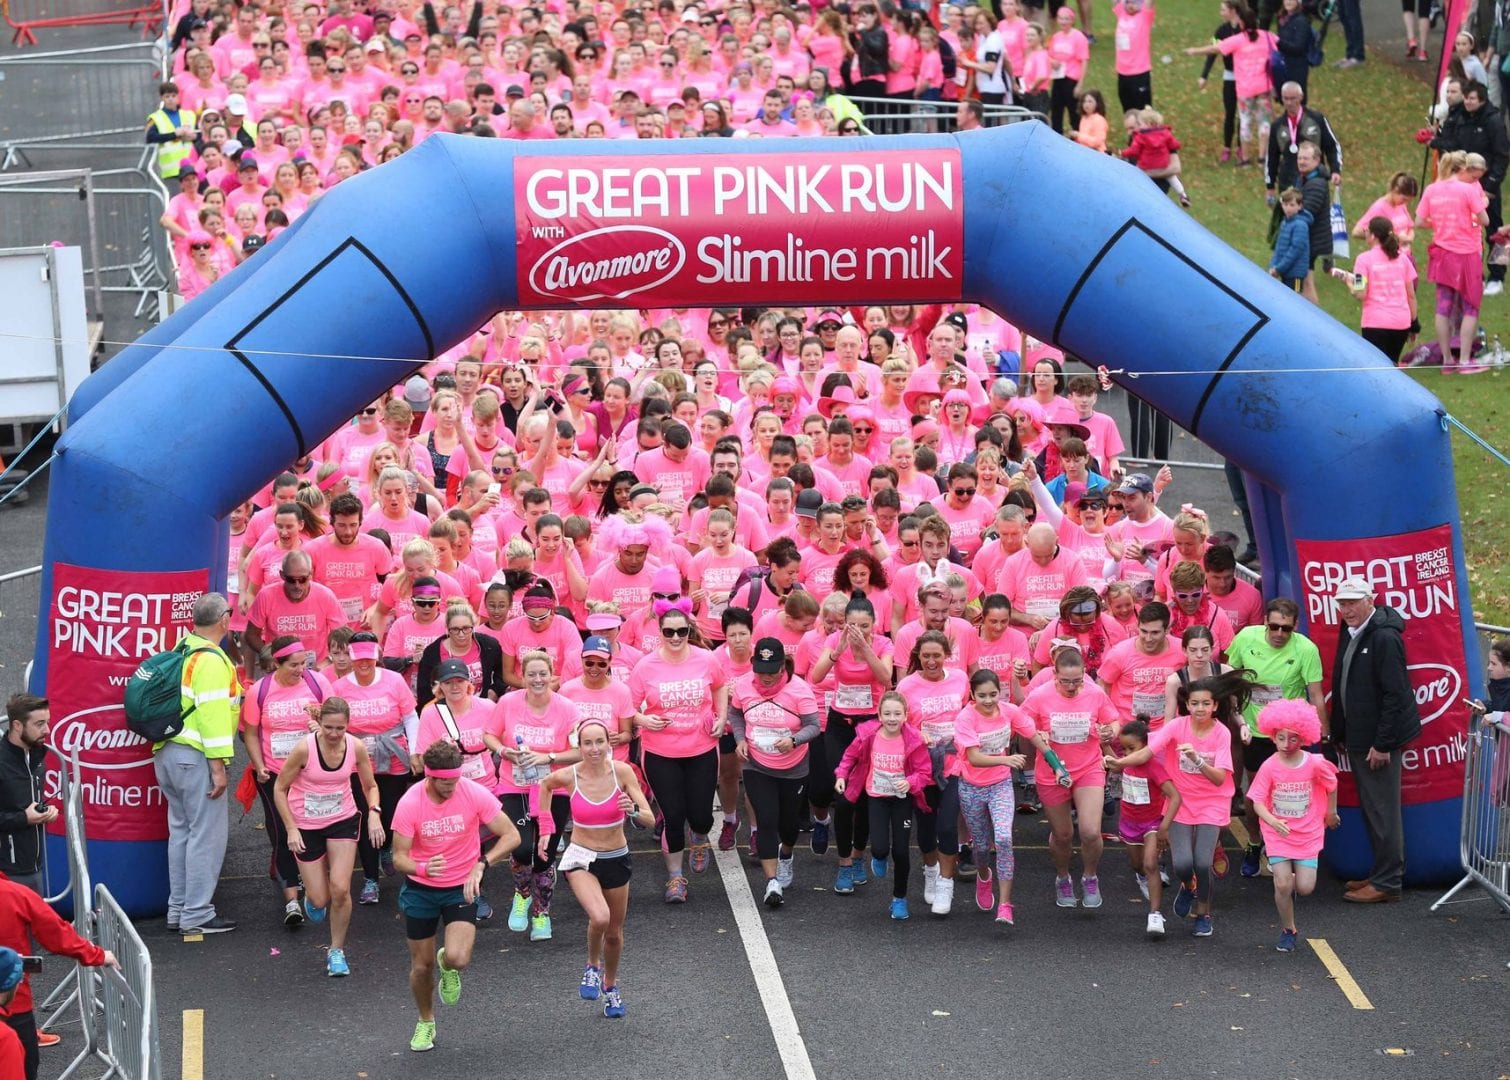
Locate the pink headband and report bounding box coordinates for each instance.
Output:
[654,596,693,618]
[412,584,441,598]
[317,470,345,492]
[273,640,307,659]
[425,766,463,779]
[522,596,554,613]
[348,641,379,661]
[1179,503,1208,521]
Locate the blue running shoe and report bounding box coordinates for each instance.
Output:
[602,986,625,1018]
[1173,882,1194,920]
[890,897,910,920]
[810,818,830,855]
[870,856,889,879]
[833,864,856,894]
[580,964,602,1000]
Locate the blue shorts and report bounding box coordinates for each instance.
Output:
[399,880,477,940]
[1267,856,1319,869]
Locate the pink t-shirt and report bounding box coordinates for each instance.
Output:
[935,496,997,563]
[730,672,819,771]
[1247,751,1338,859]
[585,564,654,624]
[893,616,981,672]
[1118,755,1172,829]
[1113,2,1155,75]
[1419,178,1488,255]
[821,630,895,717]
[416,696,502,786]
[1216,29,1275,100]
[628,649,727,758]
[896,669,970,754]
[633,447,711,510]
[1210,579,1264,632]
[242,670,335,773]
[1147,714,1235,825]
[794,626,837,715]
[560,678,635,761]
[690,545,758,641]
[1109,511,1174,585]
[1097,637,1187,726]
[996,546,1090,621]
[496,614,583,676]
[381,613,446,691]
[1020,682,1121,785]
[1048,28,1090,81]
[335,668,417,774]
[798,544,847,600]
[954,703,1035,787]
[492,691,580,797]
[306,533,392,625]
[392,778,504,887]
[325,424,387,479]
[867,729,910,798]
[246,584,347,663]
[1354,195,1414,239]
[975,626,1031,683]
[1354,246,1418,331]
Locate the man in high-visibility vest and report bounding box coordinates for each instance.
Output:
[144,81,197,181]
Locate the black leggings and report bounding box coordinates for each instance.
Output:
[354,772,414,879]
[1117,71,1152,113]
[1222,79,1238,149]
[868,795,914,899]
[744,769,807,860]
[1050,76,1078,135]
[501,792,569,872]
[916,775,961,857]
[1362,325,1411,364]
[256,773,301,890]
[644,749,718,854]
[823,718,871,858]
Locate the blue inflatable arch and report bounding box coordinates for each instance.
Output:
[37,125,1478,912]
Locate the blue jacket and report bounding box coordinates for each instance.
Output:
[1270,209,1313,280]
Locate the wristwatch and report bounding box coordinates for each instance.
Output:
[547,752,557,764]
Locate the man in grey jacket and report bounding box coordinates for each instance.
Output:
[1329,578,1420,903]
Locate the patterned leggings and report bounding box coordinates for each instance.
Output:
[958,779,1017,882]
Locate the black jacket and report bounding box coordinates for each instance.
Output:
[1330,606,1421,754]
[1298,168,1332,261]
[0,739,47,877]
[1265,106,1342,191]
[1431,101,1510,192]
[847,27,890,82]
[414,632,507,711]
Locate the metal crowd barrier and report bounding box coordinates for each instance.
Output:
[1432,718,1510,915]
[0,42,167,167]
[95,883,160,1080]
[3,0,166,47]
[843,95,1042,135]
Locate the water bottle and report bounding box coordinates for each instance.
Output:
[1492,335,1507,369]
[516,735,542,783]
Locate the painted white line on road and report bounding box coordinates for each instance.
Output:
[713,845,818,1080]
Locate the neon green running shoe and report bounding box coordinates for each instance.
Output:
[436,948,462,1006]
[410,1019,436,1053]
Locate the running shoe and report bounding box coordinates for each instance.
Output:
[923,863,940,903]
[870,856,889,880]
[776,852,794,888]
[1240,844,1263,878]
[1160,866,1171,886]
[327,947,350,978]
[1173,882,1194,919]
[475,894,494,921]
[508,892,529,932]
[1135,872,1149,901]
[890,897,910,920]
[718,820,738,851]
[409,1019,437,1053]
[1192,914,1214,937]
[764,879,784,908]
[1081,875,1103,909]
[1146,911,1166,937]
[1218,148,1232,164]
[602,986,625,1018]
[180,916,236,935]
[746,830,760,865]
[1212,846,1230,878]
[930,877,954,916]
[37,1033,59,1048]
[810,817,831,855]
[975,867,995,912]
[833,864,856,894]
[1055,876,1078,908]
[1018,785,1041,814]
[956,845,976,879]
[580,964,602,1000]
[1276,928,1298,953]
[664,875,688,904]
[850,857,868,886]
[380,848,396,877]
[358,879,380,905]
[995,902,1014,925]
[283,899,304,928]
[436,948,462,1005]
[303,896,328,924]
[529,914,552,942]
[689,838,712,874]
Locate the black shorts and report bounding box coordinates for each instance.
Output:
[295,813,360,863]
[566,852,633,891]
[1242,735,1278,779]
[400,880,478,940]
[719,731,737,754]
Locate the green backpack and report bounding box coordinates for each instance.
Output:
[123,642,217,743]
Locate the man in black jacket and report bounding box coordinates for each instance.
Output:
[0,695,55,897]
[1431,81,1510,293]
[1329,579,1420,904]
[1265,82,1342,201]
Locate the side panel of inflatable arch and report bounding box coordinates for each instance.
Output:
[37,128,1476,912]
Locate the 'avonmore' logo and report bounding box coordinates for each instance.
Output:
[1409,662,1460,726]
[51,710,155,771]
[528,226,685,302]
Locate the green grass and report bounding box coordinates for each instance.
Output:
[1072,10,1510,622]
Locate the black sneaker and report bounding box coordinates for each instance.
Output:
[181,916,237,935]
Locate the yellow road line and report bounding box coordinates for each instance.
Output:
[1308,938,1375,1010]
[1228,819,1251,848]
[182,1009,205,1080]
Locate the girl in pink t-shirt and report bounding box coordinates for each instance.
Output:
[1416,154,1489,372]
[1339,216,1419,366]
[1105,717,1180,937]
[954,671,1035,924]
[1047,7,1091,135]
[1187,11,1273,166]
[1247,700,1339,952]
[689,509,758,644]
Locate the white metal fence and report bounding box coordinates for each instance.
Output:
[1432,718,1510,916]
[0,42,167,167]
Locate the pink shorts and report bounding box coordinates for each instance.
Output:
[1035,767,1104,806]
[1428,244,1484,313]
[1120,816,1160,844]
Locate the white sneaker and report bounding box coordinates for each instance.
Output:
[1147,911,1166,937]
[776,853,794,888]
[1135,872,1150,901]
[763,879,784,908]
[930,877,954,916]
[923,863,940,904]
[1485,281,1505,296]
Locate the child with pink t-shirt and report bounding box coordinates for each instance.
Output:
[954,671,1035,924]
[1105,716,1180,937]
[1246,700,1339,953]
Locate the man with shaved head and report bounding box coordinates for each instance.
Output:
[996,522,1090,631]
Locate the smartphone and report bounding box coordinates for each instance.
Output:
[21,956,41,974]
[487,482,502,497]
[32,803,47,815]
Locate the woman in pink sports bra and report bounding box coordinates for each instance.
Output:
[538,718,652,1020]
[273,698,383,978]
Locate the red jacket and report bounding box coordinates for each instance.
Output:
[1122,126,1181,171]
[835,720,934,812]
[0,875,106,1017]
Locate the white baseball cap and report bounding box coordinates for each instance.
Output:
[1333,577,1373,601]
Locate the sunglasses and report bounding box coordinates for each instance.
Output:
[492,465,514,475]
[360,406,379,415]
[1267,623,1296,634]
[1106,503,1125,511]
[413,599,439,608]
[662,625,692,639]
[588,479,609,489]
[583,658,610,668]
[707,319,729,328]
[900,539,919,547]
[952,488,976,499]
[1174,590,1205,601]
[1079,502,1107,511]
[839,124,860,132]
[448,624,474,633]
[281,574,310,584]
[661,60,676,67]
[328,66,346,73]
[853,426,873,435]
[190,242,211,251]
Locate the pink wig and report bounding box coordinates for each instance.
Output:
[1256,699,1322,745]
[595,513,673,558]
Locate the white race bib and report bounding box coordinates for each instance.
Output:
[269,730,305,761]
[1026,597,1061,619]
[978,728,1011,755]
[750,728,785,754]
[872,768,907,797]
[340,595,364,621]
[1251,684,1283,708]
[1049,713,1091,744]
[1132,691,1165,720]
[463,753,491,781]
[1272,786,1311,819]
[302,790,344,820]
[921,719,955,747]
[835,684,874,711]
[1115,31,1131,51]
[361,735,380,761]
[1121,774,1151,805]
[511,760,545,786]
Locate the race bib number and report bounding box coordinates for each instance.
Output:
[1132,691,1165,720]
[340,595,365,621]
[269,730,305,761]
[750,728,785,754]
[1121,774,1151,805]
[1251,684,1283,709]
[361,735,380,761]
[1179,751,1214,775]
[978,728,1011,755]
[463,753,491,782]
[511,760,545,786]
[921,719,955,747]
[302,790,344,820]
[835,684,874,711]
[1026,597,1061,619]
[1049,713,1091,744]
[1272,785,1311,819]
[873,768,907,797]
[1115,31,1131,51]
